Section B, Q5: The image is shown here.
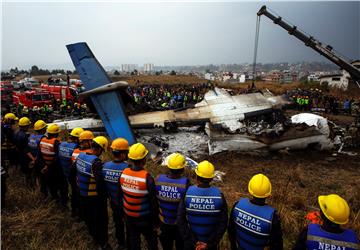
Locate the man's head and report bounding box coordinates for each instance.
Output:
[92,136,109,157]
[248,173,272,201]
[79,130,94,149]
[167,153,186,176]
[318,194,350,226]
[128,143,148,167]
[3,113,18,125]
[34,120,47,134]
[194,160,215,185]
[69,127,84,143]
[110,138,129,161]
[18,117,31,131]
[46,123,61,138]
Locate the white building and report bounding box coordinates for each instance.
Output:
[143,63,154,72]
[239,74,246,83]
[319,73,349,90]
[121,64,138,72]
[204,73,215,81]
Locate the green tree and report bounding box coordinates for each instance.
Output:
[170,70,176,75]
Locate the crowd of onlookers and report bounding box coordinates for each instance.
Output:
[286,88,359,115]
[126,83,213,111]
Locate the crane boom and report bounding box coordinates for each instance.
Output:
[257,5,360,81]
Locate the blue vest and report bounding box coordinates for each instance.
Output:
[185,185,223,242]
[102,161,128,204]
[232,198,275,250]
[76,153,98,197]
[306,223,358,250]
[155,174,188,225]
[58,141,78,178]
[28,134,43,156]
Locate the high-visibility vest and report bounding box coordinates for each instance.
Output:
[58,141,78,178]
[232,198,275,250]
[185,185,223,242]
[306,223,358,250]
[71,148,93,163]
[76,153,98,197]
[102,161,128,204]
[28,133,43,156]
[39,137,58,166]
[155,174,188,225]
[119,168,150,218]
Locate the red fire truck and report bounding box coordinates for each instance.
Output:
[12,90,53,108]
[40,84,78,101]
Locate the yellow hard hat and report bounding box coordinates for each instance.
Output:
[34,120,47,131]
[128,143,148,160]
[18,117,31,127]
[4,113,18,120]
[111,138,129,151]
[47,124,61,134]
[167,153,187,170]
[195,160,215,179]
[93,136,109,150]
[318,194,350,225]
[70,127,84,138]
[248,174,272,198]
[79,130,94,141]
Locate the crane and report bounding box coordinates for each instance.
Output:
[252,5,360,88]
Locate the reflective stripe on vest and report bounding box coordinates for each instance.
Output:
[306,223,359,250]
[233,198,275,250]
[71,148,93,163]
[102,161,128,204]
[76,153,98,197]
[58,141,78,178]
[28,134,43,156]
[155,174,188,225]
[39,137,57,165]
[119,168,150,217]
[185,185,223,242]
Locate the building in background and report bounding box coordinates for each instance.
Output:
[121,64,138,72]
[143,63,154,72]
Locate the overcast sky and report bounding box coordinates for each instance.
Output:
[1,1,359,70]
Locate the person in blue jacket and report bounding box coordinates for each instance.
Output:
[58,127,84,215]
[228,174,283,250]
[155,153,191,250]
[177,160,228,250]
[98,138,129,249]
[292,194,358,250]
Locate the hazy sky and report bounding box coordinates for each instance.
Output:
[1,1,359,70]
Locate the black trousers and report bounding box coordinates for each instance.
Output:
[79,195,108,246]
[110,202,125,246]
[47,167,68,206]
[159,223,184,250]
[125,215,158,250]
[69,176,79,216]
[1,175,6,209]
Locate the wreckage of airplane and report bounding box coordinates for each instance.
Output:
[57,42,340,156]
[55,84,335,155]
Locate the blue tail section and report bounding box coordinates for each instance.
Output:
[66,42,135,144]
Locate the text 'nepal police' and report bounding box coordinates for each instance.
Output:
[188,197,219,210]
[158,185,182,199]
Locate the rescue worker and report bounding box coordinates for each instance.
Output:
[69,130,95,217]
[99,138,129,249]
[155,153,190,250]
[58,127,84,216]
[1,113,18,208]
[177,160,228,250]
[26,120,47,189]
[38,124,67,205]
[118,143,159,250]
[228,174,283,250]
[292,194,359,250]
[15,117,32,184]
[75,136,110,249]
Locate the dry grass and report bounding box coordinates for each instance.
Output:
[2,149,360,249]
